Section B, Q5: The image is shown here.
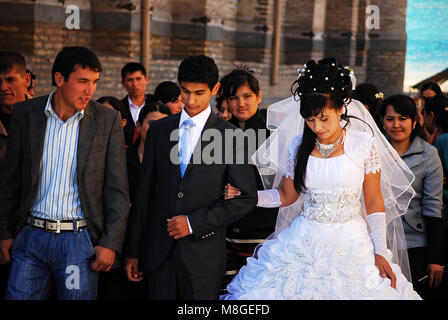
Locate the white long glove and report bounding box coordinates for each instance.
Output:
[257,189,282,208]
[366,212,391,260]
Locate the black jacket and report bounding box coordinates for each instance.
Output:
[126,139,141,204]
[227,109,279,238]
[123,111,258,277]
[121,94,154,147]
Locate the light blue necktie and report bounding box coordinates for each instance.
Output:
[179,119,194,178]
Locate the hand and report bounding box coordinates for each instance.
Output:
[167,215,190,240]
[375,254,396,289]
[0,239,13,264]
[224,183,241,200]
[90,246,115,272]
[427,264,444,288]
[124,258,144,282]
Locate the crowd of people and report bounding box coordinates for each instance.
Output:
[0,46,447,300]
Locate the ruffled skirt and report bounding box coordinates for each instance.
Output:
[221,215,421,300]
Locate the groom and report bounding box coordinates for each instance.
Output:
[123,55,257,299]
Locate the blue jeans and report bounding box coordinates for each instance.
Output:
[5,225,98,300]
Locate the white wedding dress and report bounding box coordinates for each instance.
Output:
[222,129,421,300]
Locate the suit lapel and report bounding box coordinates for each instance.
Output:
[29,96,49,184]
[182,111,218,179]
[77,102,98,178]
[168,114,182,182]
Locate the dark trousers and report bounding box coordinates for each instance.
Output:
[98,267,147,300]
[408,247,448,300]
[145,243,222,300]
[0,264,9,299]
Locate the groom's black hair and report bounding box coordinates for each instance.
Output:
[177,55,219,90]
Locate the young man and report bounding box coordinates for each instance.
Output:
[124,55,257,300]
[120,62,152,147]
[0,52,31,134]
[0,46,130,299]
[0,51,31,296]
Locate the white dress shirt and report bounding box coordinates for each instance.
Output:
[178,105,211,234]
[178,105,211,161]
[128,96,146,124]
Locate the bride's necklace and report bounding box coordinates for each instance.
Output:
[315,131,343,159]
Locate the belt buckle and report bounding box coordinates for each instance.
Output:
[45,219,61,233]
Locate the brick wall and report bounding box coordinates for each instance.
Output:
[0,0,408,105]
[365,0,408,95]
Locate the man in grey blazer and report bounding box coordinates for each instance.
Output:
[0,46,129,299]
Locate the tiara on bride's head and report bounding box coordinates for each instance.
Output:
[294,58,353,100]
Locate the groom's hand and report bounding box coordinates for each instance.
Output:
[167,215,190,239]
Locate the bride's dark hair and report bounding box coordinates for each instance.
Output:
[290,58,352,193]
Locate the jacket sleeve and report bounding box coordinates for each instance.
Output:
[422,147,443,219]
[96,112,130,254]
[422,147,444,265]
[0,105,23,240]
[424,216,444,265]
[187,133,258,239]
[188,162,258,240]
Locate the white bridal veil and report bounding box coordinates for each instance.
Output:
[251,78,416,281]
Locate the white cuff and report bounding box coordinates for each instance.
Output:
[366,212,389,259]
[186,216,193,234]
[257,189,282,208]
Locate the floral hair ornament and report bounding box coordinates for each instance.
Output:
[342,65,356,90]
[375,92,384,99]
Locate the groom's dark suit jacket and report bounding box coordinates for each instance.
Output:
[124,111,258,278]
[0,95,130,254]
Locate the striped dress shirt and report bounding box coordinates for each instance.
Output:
[30,90,85,221]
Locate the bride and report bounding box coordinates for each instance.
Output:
[221,58,421,300]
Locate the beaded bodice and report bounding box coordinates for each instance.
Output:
[284,129,381,224]
[301,187,362,223]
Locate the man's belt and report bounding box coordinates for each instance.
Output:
[26,216,87,233]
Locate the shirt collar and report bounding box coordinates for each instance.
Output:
[179,105,211,129]
[401,136,426,158]
[128,96,146,109]
[44,89,85,120]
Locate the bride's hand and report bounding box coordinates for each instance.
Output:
[223,183,241,200]
[375,254,396,289]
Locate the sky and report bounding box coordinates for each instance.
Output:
[404,0,448,92]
